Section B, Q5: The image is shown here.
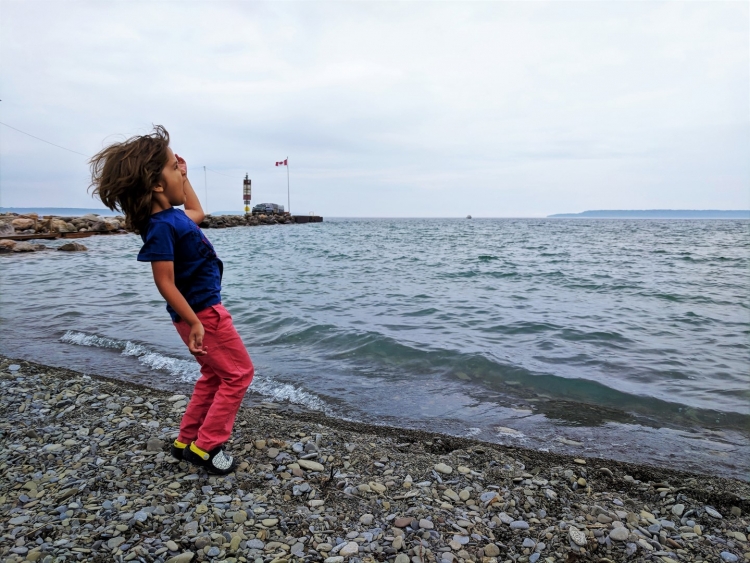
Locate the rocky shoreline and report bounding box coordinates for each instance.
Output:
[1,356,748,563]
[0,211,307,238]
[0,212,310,255]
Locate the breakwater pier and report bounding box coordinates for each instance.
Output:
[0,212,322,254]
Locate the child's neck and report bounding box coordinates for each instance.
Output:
[151,195,172,215]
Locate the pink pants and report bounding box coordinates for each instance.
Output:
[173,304,254,451]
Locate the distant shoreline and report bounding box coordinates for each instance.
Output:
[3,207,749,220]
[548,210,750,219]
[0,207,120,216]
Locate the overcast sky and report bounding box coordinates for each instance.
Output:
[1,1,748,217]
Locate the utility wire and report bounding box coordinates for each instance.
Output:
[1,121,245,178]
[205,167,237,179]
[0,121,89,157]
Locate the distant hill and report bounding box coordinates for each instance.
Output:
[0,207,120,216]
[548,210,750,219]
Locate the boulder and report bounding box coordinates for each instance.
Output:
[58,242,88,252]
[11,218,35,230]
[89,221,107,232]
[0,239,16,253]
[49,218,76,233]
[103,219,120,231]
[13,242,36,252]
[0,221,13,236]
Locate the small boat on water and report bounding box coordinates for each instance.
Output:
[466,215,472,219]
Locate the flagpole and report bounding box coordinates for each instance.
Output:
[286,156,290,214]
[203,166,208,213]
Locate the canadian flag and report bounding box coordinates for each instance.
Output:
[275,159,288,166]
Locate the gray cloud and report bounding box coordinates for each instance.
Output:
[1,1,747,216]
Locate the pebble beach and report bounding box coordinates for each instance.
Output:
[1,356,749,563]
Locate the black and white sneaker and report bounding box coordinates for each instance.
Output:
[183,442,237,475]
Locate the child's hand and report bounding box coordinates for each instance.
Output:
[175,154,188,177]
[187,321,207,356]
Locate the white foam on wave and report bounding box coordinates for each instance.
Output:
[251,375,326,412]
[60,330,327,412]
[465,427,481,437]
[60,331,121,349]
[495,425,525,438]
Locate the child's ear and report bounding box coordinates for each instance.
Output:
[152,183,164,193]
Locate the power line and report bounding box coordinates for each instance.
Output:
[205,167,236,179]
[0,121,245,180]
[0,121,89,157]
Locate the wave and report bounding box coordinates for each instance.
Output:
[259,322,750,430]
[60,331,326,412]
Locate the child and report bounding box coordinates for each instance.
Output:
[89,125,254,474]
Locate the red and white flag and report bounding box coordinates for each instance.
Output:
[275,159,288,166]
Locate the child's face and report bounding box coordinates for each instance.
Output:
[156,148,186,206]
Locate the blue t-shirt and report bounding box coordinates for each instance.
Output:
[137,208,223,322]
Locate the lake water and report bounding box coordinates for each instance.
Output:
[2,218,748,479]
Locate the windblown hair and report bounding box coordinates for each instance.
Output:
[89,125,170,233]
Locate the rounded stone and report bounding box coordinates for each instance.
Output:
[483,544,500,557]
[434,463,453,474]
[165,553,195,563]
[569,527,587,546]
[339,542,359,557]
[705,506,722,519]
[360,514,374,525]
[394,555,410,563]
[298,459,325,472]
[609,527,629,542]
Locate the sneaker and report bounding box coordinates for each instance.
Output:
[183,442,237,475]
[170,439,188,460]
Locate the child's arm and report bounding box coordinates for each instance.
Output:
[175,154,205,225]
[151,261,207,356]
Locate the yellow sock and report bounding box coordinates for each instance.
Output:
[189,442,210,460]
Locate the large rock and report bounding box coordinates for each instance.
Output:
[103,219,120,231]
[89,220,107,232]
[0,221,14,235]
[58,242,88,252]
[0,239,16,253]
[49,218,76,233]
[11,217,35,230]
[13,242,36,252]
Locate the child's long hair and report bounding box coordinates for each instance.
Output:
[89,125,170,233]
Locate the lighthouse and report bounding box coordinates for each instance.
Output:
[243,174,251,214]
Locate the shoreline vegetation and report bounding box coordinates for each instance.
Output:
[2,356,748,563]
